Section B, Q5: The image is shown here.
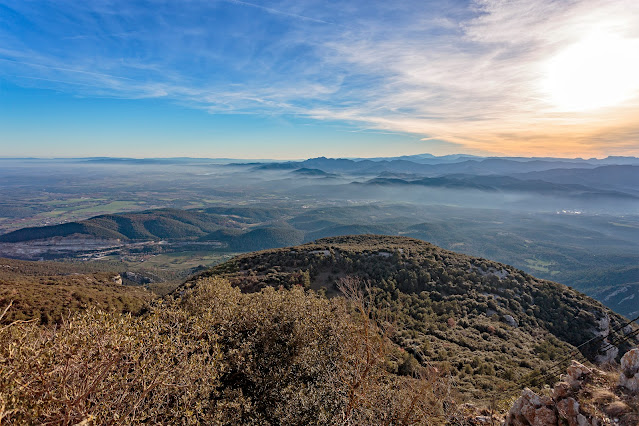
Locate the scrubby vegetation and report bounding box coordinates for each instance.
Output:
[193,235,639,399]
[0,258,152,324]
[1,277,460,425]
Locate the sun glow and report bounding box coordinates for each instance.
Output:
[541,32,639,111]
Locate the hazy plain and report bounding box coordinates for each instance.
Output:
[1,156,637,315]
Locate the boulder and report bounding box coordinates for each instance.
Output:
[503,314,518,327]
[522,388,552,407]
[556,398,580,426]
[552,381,571,399]
[576,413,590,426]
[564,361,591,388]
[619,347,639,392]
[505,388,555,426]
[604,401,631,417]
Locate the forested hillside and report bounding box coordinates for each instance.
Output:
[0,209,229,242]
[191,235,639,398]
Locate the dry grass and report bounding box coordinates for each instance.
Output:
[572,366,639,426]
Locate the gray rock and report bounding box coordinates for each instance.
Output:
[619,347,639,392]
[503,314,518,327]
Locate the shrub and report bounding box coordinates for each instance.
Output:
[0,277,457,425]
[0,303,220,424]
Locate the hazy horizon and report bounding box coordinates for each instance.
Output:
[0,152,637,161]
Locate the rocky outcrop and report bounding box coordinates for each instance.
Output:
[123,271,153,284]
[505,389,595,426]
[592,313,619,364]
[505,359,638,426]
[619,348,639,392]
[595,343,618,365]
[505,388,557,426]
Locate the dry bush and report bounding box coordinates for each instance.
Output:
[179,277,347,424]
[0,302,221,424]
[1,276,455,425]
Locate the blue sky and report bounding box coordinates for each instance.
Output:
[1,0,638,158]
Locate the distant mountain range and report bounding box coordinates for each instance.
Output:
[512,165,639,194]
[230,156,639,198]
[358,171,638,199]
[4,154,638,168]
[251,157,601,176]
[239,155,639,176]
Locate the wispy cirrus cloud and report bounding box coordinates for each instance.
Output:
[1,0,638,156]
[306,0,639,156]
[223,0,332,24]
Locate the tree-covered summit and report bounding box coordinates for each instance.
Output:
[190,235,638,398]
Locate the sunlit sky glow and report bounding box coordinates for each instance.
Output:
[1,0,638,158]
[541,32,639,112]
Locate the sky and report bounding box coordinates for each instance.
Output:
[1,0,638,159]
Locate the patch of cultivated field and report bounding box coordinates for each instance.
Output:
[525,257,559,274]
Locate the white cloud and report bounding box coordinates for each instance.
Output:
[1,0,638,156]
[308,0,639,155]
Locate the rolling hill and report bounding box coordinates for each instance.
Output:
[0,207,294,243]
[1,205,638,319]
[0,209,221,242]
[290,167,339,177]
